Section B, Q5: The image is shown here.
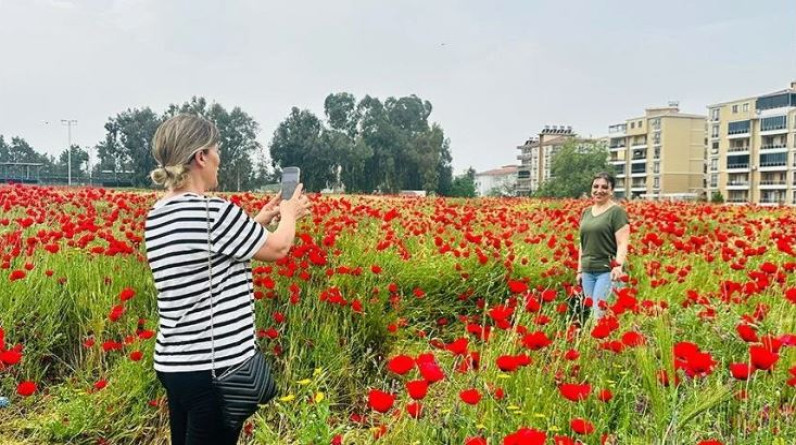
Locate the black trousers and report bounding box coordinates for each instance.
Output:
[157,368,243,445]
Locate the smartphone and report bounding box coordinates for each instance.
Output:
[280,167,301,200]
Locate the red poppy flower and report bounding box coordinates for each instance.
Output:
[559,383,591,402]
[736,324,758,343]
[507,280,528,294]
[129,350,143,362]
[9,270,26,281]
[108,304,125,322]
[503,427,546,445]
[387,354,415,375]
[406,380,428,400]
[367,389,395,413]
[497,355,521,372]
[446,338,469,356]
[118,287,135,301]
[0,349,22,366]
[17,380,37,397]
[749,345,778,371]
[465,437,487,445]
[570,418,595,434]
[729,362,753,380]
[521,331,552,350]
[417,358,445,384]
[598,389,613,402]
[406,401,423,418]
[459,389,481,405]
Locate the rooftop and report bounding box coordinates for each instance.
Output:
[476,165,519,177]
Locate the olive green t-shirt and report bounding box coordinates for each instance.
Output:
[579,205,629,273]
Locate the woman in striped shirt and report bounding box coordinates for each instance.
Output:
[145,114,310,445]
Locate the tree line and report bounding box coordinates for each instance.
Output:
[1,93,471,195]
[269,93,453,194]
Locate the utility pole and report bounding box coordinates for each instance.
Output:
[61,119,77,186]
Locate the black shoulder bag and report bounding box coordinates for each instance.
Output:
[205,199,277,430]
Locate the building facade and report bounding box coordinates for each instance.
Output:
[706,82,796,206]
[515,126,601,195]
[607,106,706,200]
[474,165,518,196]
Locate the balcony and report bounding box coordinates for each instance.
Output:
[609,144,626,151]
[759,179,788,189]
[726,181,750,189]
[727,146,750,154]
[760,126,789,136]
[608,125,627,137]
[760,144,788,153]
[727,130,750,139]
[631,141,648,148]
[759,198,786,206]
[726,163,750,171]
[759,161,788,171]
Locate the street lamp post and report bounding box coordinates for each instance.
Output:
[61,119,77,186]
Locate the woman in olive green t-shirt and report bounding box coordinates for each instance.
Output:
[577,172,630,319]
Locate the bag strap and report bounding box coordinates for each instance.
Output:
[205,198,217,379]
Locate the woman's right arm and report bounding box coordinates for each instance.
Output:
[252,184,310,262]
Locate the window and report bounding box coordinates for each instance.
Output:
[654,177,660,189]
[732,105,738,113]
[710,108,720,121]
[638,120,643,128]
[711,125,719,138]
[654,162,660,173]
[727,154,750,169]
[654,147,660,159]
[759,152,787,167]
[742,103,749,112]
[630,122,635,129]
[728,120,750,135]
[756,93,796,111]
[761,115,787,131]
[710,158,718,171]
[710,174,718,188]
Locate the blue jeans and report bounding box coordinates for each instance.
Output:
[582,271,613,319]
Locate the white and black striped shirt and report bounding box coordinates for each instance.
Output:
[145,193,268,373]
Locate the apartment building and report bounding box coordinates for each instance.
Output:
[607,106,706,200]
[706,82,796,205]
[515,126,602,195]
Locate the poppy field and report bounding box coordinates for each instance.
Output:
[0,184,795,445]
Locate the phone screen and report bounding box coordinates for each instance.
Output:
[280,167,300,200]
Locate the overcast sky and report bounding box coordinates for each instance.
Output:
[1,0,795,175]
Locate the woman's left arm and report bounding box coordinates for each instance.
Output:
[612,224,630,280]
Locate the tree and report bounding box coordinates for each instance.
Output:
[534,140,610,198]
[0,136,52,179]
[449,167,477,198]
[54,145,89,177]
[268,107,335,192]
[101,107,163,187]
[710,191,724,204]
[272,92,454,195]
